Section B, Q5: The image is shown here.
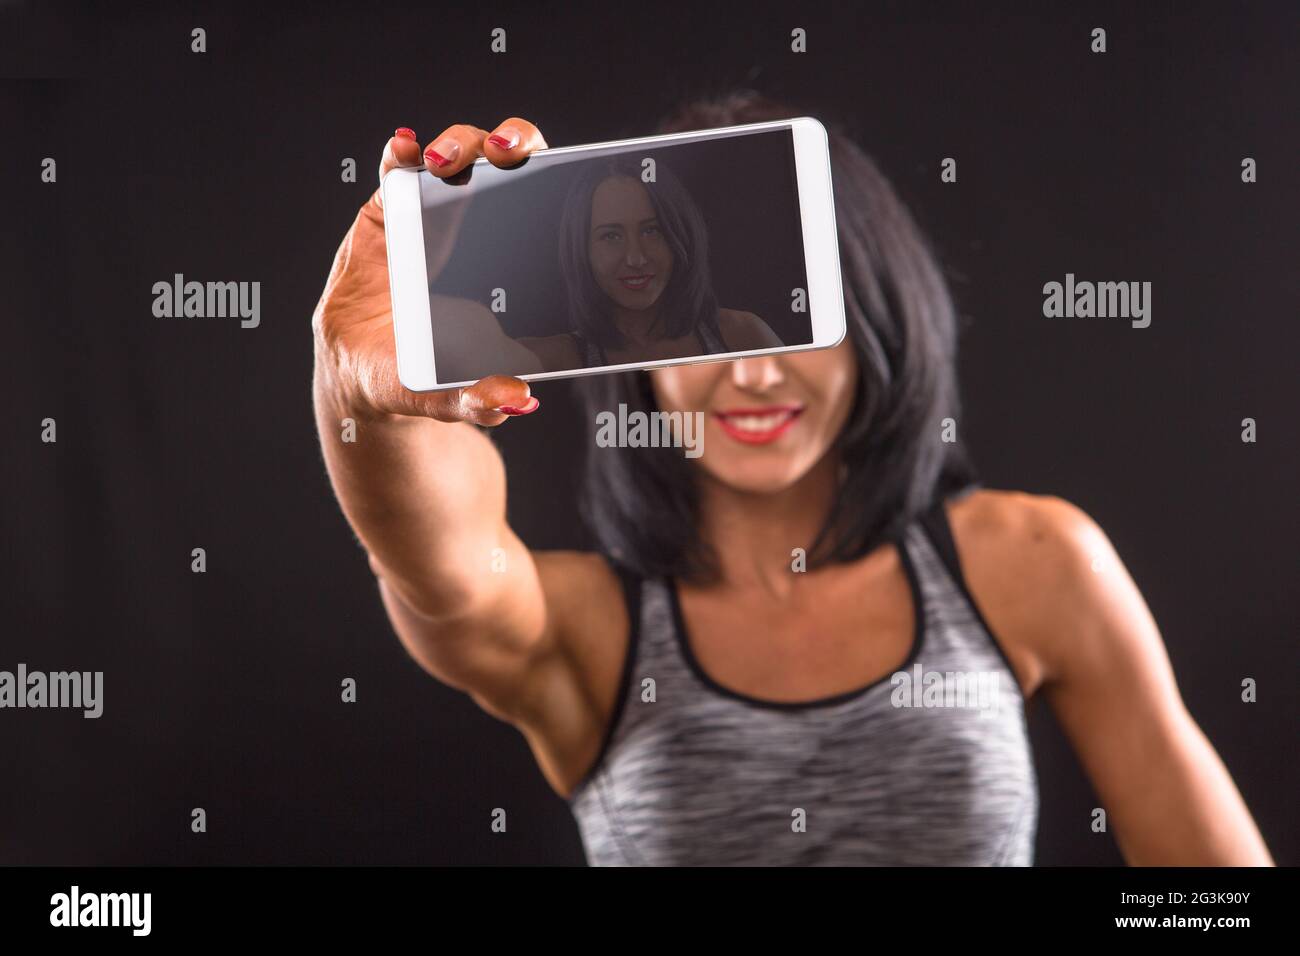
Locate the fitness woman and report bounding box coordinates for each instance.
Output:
[311,91,1273,865]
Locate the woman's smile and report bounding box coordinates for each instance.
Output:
[713,404,804,444]
[618,272,655,291]
[651,343,855,494]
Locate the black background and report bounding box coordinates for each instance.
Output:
[1,0,1295,866]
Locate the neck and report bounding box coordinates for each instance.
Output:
[695,449,841,598]
[611,305,662,344]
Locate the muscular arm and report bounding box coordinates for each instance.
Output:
[313,357,546,711]
[314,339,616,784]
[429,294,546,384]
[310,120,557,718]
[953,491,1274,865]
[311,117,628,803]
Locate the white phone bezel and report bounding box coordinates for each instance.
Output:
[382,116,845,392]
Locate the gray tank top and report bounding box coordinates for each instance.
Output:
[568,504,1040,865]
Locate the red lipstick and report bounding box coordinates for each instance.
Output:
[712,405,804,445]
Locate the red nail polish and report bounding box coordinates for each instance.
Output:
[497,397,539,416]
[394,127,417,141]
[487,134,515,150]
[425,147,453,168]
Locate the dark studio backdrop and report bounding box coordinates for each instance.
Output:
[1,0,1295,866]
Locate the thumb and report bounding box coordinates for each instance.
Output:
[414,375,538,426]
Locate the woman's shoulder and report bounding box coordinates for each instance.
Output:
[944,488,1125,695]
[717,308,782,349]
[533,550,634,632]
[532,550,635,716]
[947,489,1108,566]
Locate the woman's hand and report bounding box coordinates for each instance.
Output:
[312,119,550,425]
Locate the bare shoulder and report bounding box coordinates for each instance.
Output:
[533,550,624,614]
[532,550,630,663]
[514,550,633,795]
[945,489,1125,694]
[718,308,783,350]
[948,489,1110,579]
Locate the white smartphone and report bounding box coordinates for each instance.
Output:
[381,117,846,391]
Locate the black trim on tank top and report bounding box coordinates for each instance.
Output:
[566,556,642,802]
[917,492,1031,703]
[666,537,927,711]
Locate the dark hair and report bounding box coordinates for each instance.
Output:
[578,89,976,584]
[557,154,722,353]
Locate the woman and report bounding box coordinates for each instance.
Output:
[518,154,781,370]
[311,92,1274,865]
[426,154,781,380]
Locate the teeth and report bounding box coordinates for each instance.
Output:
[728,412,790,432]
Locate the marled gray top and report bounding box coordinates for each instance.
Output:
[569,514,1039,865]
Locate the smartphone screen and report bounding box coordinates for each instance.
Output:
[418,124,812,384]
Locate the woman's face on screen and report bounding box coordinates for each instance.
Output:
[588,176,674,311]
[650,340,858,494]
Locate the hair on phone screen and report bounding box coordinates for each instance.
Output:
[558,154,725,360]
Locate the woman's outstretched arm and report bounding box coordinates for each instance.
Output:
[312,121,553,718]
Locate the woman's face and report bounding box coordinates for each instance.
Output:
[650,340,859,494]
[588,176,674,311]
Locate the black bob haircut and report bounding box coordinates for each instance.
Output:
[577,89,976,584]
[557,154,723,353]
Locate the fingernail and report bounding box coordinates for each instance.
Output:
[487,127,521,150]
[394,127,417,141]
[425,140,459,168]
[496,396,539,416]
